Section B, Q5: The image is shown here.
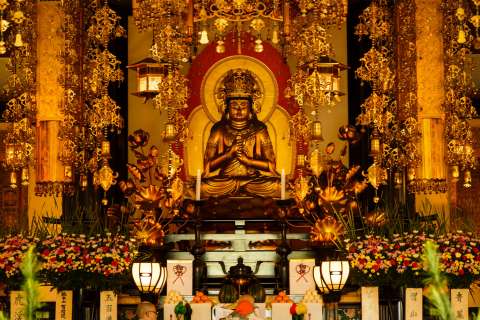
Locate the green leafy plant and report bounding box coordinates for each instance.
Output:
[0,245,42,320]
[423,240,480,320]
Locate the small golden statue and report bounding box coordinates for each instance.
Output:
[201,69,281,197]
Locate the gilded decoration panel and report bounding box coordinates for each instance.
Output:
[36,2,64,121]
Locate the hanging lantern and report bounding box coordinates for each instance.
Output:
[163,123,177,141]
[101,140,111,158]
[311,121,324,141]
[369,130,381,156]
[127,58,167,100]
[393,171,402,188]
[451,165,460,180]
[5,143,16,166]
[132,261,167,294]
[10,171,17,189]
[464,170,472,188]
[296,154,307,168]
[319,260,350,292]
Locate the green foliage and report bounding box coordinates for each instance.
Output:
[0,245,43,320]
[422,240,480,320]
[423,240,454,320]
[20,246,43,320]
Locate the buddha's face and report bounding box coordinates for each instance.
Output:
[228,99,250,122]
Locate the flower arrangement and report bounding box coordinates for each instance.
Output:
[345,231,480,288]
[38,233,136,289]
[345,235,396,286]
[0,234,37,282]
[436,231,480,288]
[0,232,136,290]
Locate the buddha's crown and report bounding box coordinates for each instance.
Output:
[221,69,258,98]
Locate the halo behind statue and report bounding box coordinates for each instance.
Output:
[200,56,278,122]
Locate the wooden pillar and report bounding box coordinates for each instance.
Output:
[414,0,449,213]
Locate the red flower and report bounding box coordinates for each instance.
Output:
[42,249,50,256]
[58,266,66,273]
[290,303,297,315]
[459,269,465,276]
[66,258,73,265]
[56,248,65,256]
[111,260,118,267]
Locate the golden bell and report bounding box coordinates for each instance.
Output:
[10,171,17,189]
[216,40,225,53]
[464,170,472,188]
[199,29,209,44]
[458,29,467,44]
[254,39,263,53]
[21,168,29,186]
[64,165,73,182]
[14,33,23,47]
[393,171,402,188]
[271,28,279,44]
[407,167,416,181]
[0,41,6,55]
[80,174,88,190]
[451,165,460,180]
[311,121,324,141]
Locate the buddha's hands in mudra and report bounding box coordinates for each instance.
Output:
[223,137,278,175]
[231,137,250,166]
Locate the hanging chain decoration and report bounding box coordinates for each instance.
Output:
[391,0,422,192]
[442,0,478,188]
[58,0,94,191]
[1,0,37,189]
[57,0,124,203]
[86,0,124,204]
[354,0,423,199]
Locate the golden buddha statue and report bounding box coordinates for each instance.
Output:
[201,69,281,198]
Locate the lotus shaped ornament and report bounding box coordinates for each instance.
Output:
[310,215,344,243]
[318,186,346,206]
[134,184,165,210]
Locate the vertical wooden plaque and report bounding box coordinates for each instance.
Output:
[361,286,379,320]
